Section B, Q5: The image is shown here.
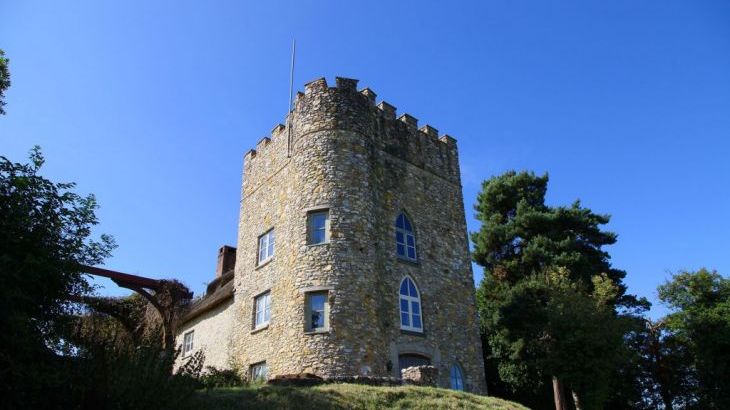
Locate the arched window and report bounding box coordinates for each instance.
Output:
[450,363,465,391]
[395,213,417,261]
[399,276,422,332]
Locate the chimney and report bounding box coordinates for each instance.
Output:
[216,245,237,278]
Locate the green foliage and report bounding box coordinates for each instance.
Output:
[0,49,9,115]
[195,384,528,410]
[479,269,636,409]
[472,171,647,409]
[72,342,200,410]
[0,147,116,408]
[659,269,730,409]
[199,366,246,389]
[471,171,641,308]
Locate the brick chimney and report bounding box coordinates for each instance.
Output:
[216,245,236,278]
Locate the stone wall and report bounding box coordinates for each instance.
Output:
[401,366,438,387]
[173,298,235,372]
[231,77,486,393]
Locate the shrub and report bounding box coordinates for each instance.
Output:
[199,366,245,389]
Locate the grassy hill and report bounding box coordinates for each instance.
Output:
[194,383,527,410]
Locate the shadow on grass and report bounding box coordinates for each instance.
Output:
[195,384,529,410]
[195,385,346,410]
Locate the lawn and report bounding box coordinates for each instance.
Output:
[194,383,528,410]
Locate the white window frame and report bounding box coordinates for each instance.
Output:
[395,213,417,261]
[450,363,465,391]
[250,361,268,381]
[305,291,330,332]
[257,229,275,264]
[254,291,271,329]
[182,330,194,356]
[307,210,330,245]
[399,276,423,333]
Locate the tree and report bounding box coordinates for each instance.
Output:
[0,49,10,115]
[658,269,730,409]
[472,171,647,409]
[0,147,115,407]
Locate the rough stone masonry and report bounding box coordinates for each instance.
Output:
[174,76,487,394]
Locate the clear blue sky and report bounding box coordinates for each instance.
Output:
[2,1,728,319]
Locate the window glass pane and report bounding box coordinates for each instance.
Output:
[396,231,404,244]
[308,212,328,244]
[312,213,326,229]
[406,235,415,247]
[407,247,416,259]
[308,293,327,330]
[408,280,417,297]
[412,315,422,329]
[396,214,404,229]
[310,294,325,311]
[311,310,322,329]
[400,280,408,295]
[403,216,412,232]
[411,301,420,315]
[255,293,270,326]
[400,299,409,313]
[401,312,410,327]
[397,244,405,256]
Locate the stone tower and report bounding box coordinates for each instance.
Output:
[231,77,486,393]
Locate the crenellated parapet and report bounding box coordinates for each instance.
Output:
[243,77,462,188]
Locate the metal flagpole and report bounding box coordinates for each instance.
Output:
[287,39,296,158]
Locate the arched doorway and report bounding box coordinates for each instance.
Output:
[398,353,431,374]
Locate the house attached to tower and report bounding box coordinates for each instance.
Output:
[174,77,487,393]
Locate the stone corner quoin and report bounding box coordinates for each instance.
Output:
[173,76,487,394]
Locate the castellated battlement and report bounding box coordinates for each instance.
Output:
[243,77,462,191]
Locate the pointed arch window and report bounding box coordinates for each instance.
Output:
[399,276,423,332]
[395,213,417,261]
[450,363,465,391]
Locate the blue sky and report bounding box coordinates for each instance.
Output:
[2,1,728,319]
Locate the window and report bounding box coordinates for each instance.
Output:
[305,291,329,332]
[395,213,417,260]
[183,330,194,356]
[258,229,275,264]
[307,210,330,245]
[254,292,271,328]
[251,361,268,381]
[398,353,430,373]
[399,276,423,332]
[450,363,465,391]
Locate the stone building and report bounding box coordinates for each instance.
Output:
[174,77,487,393]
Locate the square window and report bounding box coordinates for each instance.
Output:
[307,210,329,245]
[183,330,194,356]
[251,361,268,382]
[254,292,271,328]
[305,291,329,332]
[258,229,275,264]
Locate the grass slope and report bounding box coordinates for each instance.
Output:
[195,383,527,410]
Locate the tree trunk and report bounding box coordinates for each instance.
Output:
[571,390,582,410]
[552,377,567,410]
